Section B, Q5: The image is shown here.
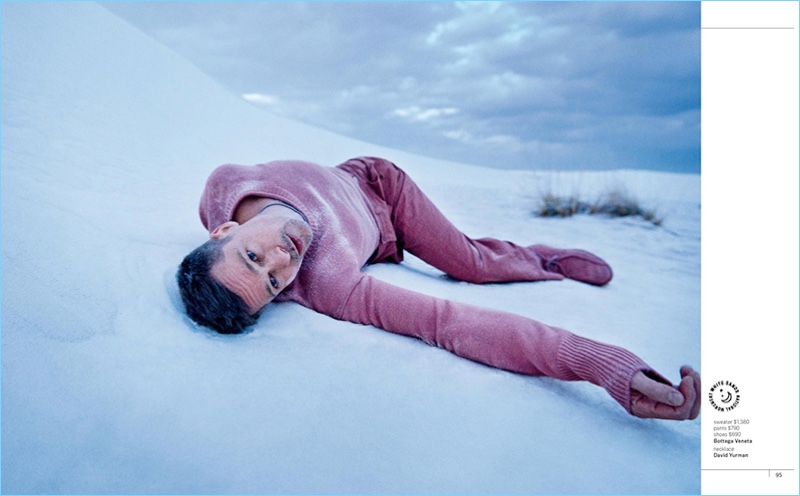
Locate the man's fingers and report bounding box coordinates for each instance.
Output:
[631,371,684,406]
[643,376,695,420]
[681,366,702,420]
[630,368,702,420]
[677,375,697,417]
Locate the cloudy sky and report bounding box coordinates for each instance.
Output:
[104,1,700,173]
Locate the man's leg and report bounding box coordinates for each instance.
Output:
[345,157,611,286]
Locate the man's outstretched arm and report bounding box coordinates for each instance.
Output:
[332,273,699,420]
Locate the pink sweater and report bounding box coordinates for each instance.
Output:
[199,159,652,413]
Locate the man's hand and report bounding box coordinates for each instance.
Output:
[630,366,701,420]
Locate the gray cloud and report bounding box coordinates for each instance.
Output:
[104,1,700,173]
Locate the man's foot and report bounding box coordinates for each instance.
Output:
[532,245,613,286]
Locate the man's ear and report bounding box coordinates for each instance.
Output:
[210,221,239,239]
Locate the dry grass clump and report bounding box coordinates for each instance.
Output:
[535,189,663,226]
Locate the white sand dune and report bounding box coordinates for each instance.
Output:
[2,3,699,493]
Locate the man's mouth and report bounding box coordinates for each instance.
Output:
[287,233,303,256]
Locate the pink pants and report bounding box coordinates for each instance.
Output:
[338,157,563,283]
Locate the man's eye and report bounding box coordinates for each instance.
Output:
[269,275,279,289]
[247,251,257,262]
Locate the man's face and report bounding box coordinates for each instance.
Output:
[209,210,312,314]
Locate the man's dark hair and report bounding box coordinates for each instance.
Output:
[176,237,259,334]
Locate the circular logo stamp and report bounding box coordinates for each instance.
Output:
[709,380,740,412]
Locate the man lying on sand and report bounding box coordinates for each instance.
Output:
[177,156,700,420]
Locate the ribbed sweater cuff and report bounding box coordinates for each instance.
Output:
[558,333,651,413]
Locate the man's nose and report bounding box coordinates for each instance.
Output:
[267,246,292,268]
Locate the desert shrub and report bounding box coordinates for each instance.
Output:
[535,188,662,226]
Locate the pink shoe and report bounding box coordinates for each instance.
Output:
[532,245,613,286]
